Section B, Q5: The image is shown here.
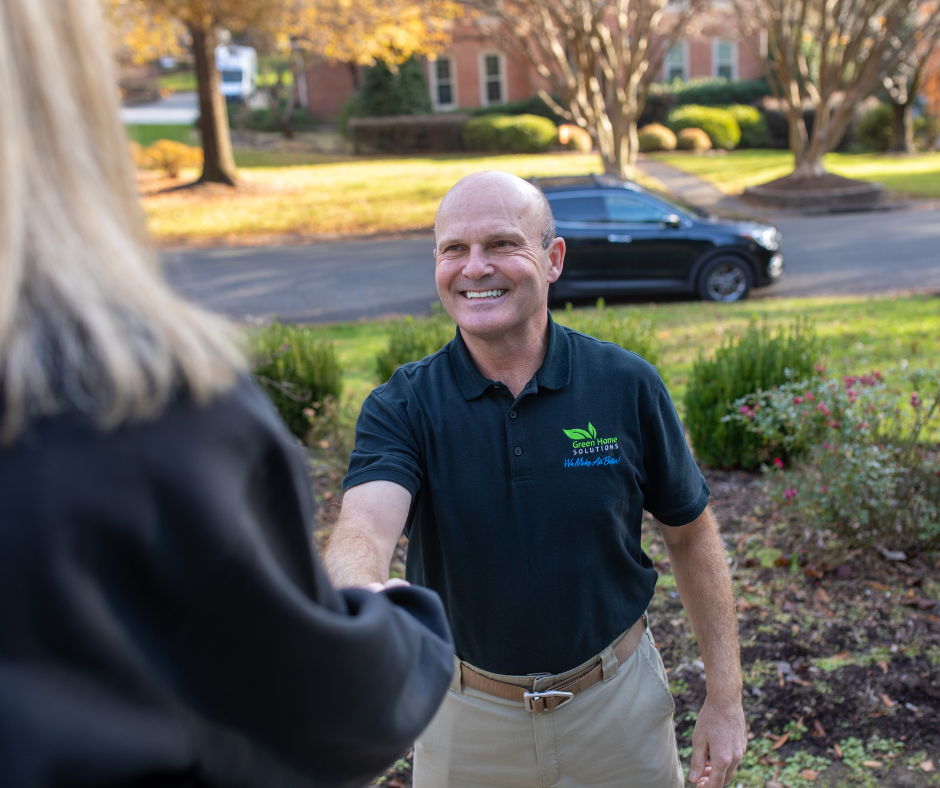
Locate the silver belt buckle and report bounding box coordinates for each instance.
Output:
[523,690,574,713]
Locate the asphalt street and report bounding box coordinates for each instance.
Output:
[162,204,940,324]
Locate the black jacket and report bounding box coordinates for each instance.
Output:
[0,379,453,788]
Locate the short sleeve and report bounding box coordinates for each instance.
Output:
[641,376,710,526]
[343,382,424,498]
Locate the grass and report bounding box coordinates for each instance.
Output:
[125,124,199,148]
[648,149,940,199]
[141,152,610,242]
[284,293,940,415]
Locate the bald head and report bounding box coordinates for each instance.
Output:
[435,171,556,250]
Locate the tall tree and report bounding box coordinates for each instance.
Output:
[734,0,940,179]
[470,0,705,179]
[883,3,940,153]
[105,0,459,184]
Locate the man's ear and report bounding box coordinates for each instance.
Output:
[547,237,565,283]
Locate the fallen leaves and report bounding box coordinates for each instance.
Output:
[862,760,884,768]
[921,760,935,772]
[800,768,819,780]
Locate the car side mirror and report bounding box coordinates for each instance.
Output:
[662,214,682,228]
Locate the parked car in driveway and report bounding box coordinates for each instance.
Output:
[535,175,784,303]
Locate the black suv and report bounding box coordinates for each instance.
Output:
[535,175,784,303]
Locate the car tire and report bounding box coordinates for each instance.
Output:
[697,256,753,302]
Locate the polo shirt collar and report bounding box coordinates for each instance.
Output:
[450,312,571,401]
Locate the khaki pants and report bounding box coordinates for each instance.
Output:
[413,626,683,788]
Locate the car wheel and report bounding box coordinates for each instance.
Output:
[697,257,752,302]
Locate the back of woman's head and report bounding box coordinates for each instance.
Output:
[0,0,244,444]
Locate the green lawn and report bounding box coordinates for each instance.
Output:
[295,293,940,413]
[125,124,200,148]
[649,149,940,198]
[142,152,612,242]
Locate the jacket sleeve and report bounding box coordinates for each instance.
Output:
[136,380,454,787]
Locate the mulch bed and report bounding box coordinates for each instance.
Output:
[753,172,873,193]
[310,462,940,787]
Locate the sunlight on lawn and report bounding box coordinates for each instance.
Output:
[649,150,940,198]
[294,294,940,414]
[143,153,605,241]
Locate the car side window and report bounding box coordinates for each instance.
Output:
[603,195,665,224]
[548,196,607,223]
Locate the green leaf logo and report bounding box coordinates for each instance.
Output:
[588,423,597,439]
[563,428,592,440]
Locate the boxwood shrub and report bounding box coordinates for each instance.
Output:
[724,104,769,148]
[462,114,557,153]
[376,309,455,383]
[666,105,740,150]
[676,127,712,151]
[638,123,677,152]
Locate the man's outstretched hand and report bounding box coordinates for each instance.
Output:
[688,695,747,787]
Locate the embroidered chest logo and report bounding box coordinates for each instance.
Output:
[562,422,620,468]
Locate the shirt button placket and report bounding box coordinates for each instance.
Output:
[507,405,531,479]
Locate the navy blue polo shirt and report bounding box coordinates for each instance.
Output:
[344,313,709,676]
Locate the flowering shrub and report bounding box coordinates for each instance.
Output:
[726,368,940,550]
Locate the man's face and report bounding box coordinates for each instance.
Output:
[433,175,563,343]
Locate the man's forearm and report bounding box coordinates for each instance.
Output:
[663,509,742,701]
[323,523,392,588]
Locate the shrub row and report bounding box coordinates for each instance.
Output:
[462,113,558,153]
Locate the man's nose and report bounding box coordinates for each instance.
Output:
[462,246,492,280]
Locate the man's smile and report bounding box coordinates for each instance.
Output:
[462,289,507,300]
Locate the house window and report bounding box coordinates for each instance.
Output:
[480,53,505,105]
[713,39,737,80]
[429,56,457,110]
[665,43,687,82]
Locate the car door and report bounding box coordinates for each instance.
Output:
[547,194,609,283]
[598,193,698,282]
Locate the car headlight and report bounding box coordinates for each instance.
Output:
[741,227,779,250]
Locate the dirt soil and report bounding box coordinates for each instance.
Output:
[755,172,878,193]
[309,462,940,788]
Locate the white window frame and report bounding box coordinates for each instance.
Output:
[428,56,457,111]
[663,41,688,82]
[712,38,738,80]
[478,51,507,106]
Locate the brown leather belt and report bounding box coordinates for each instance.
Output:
[459,615,647,714]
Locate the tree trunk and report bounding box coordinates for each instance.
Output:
[190,24,238,186]
[890,100,915,153]
[787,108,823,179]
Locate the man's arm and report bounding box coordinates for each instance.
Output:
[656,506,746,788]
[323,480,412,588]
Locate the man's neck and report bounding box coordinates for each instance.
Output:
[461,314,550,398]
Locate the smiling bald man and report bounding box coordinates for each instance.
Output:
[324,171,746,788]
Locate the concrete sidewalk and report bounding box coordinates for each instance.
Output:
[635,155,764,220]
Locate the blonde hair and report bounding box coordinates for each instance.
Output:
[0,0,244,444]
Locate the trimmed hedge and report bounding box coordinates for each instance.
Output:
[641,78,772,126]
[638,123,677,152]
[666,105,740,150]
[462,113,557,153]
[724,104,769,148]
[470,95,566,125]
[676,127,712,151]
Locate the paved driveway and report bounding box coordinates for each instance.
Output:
[162,205,940,323]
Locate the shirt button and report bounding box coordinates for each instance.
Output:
[509,410,517,419]
[493,383,500,389]
[514,446,523,456]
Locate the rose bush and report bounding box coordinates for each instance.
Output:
[725,368,940,550]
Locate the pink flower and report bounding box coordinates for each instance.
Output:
[874,371,883,381]
[817,403,831,416]
[784,488,798,500]
[793,396,804,404]
[844,376,856,387]
[821,486,828,494]
[740,405,751,414]
[832,420,840,429]
[911,393,922,408]
[823,442,830,450]
[774,458,784,468]
[815,364,828,374]
[806,392,815,401]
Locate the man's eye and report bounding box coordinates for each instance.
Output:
[495,240,512,247]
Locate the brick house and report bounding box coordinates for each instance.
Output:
[304,6,766,121]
